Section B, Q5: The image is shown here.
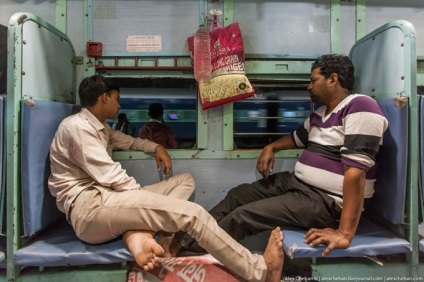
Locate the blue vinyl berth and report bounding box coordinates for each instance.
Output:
[0,96,6,271]
[419,95,424,253]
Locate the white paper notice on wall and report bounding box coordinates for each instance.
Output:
[126,35,162,52]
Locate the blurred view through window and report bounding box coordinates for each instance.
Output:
[233,87,318,149]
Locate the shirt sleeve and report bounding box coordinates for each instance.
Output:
[107,124,158,153]
[341,96,388,170]
[292,116,311,148]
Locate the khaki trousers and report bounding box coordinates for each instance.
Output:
[70,172,267,282]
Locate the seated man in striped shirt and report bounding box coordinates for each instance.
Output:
[175,54,388,257]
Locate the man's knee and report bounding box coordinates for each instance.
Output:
[180,172,195,193]
[231,205,253,222]
[226,183,250,198]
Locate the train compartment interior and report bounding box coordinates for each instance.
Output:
[1,0,424,281]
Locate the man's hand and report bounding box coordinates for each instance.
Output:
[304,228,351,256]
[304,166,364,256]
[155,145,172,176]
[256,135,297,179]
[256,145,275,179]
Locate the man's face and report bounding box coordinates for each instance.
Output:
[307,67,328,104]
[106,90,121,119]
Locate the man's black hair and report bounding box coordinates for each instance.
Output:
[148,103,164,119]
[117,113,127,121]
[311,55,355,91]
[78,75,120,107]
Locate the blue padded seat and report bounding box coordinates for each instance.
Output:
[20,100,79,236]
[284,217,411,258]
[419,95,424,253]
[0,235,4,267]
[0,97,5,267]
[283,97,411,258]
[14,221,132,266]
[0,98,3,169]
[14,100,133,266]
[0,96,4,233]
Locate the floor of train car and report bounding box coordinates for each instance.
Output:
[8,253,424,282]
[14,260,313,282]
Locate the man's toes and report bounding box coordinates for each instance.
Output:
[153,244,165,256]
[143,261,154,271]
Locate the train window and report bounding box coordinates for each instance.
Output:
[233,87,318,149]
[109,88,197,149]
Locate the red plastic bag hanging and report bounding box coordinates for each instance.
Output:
[188,21,254,110]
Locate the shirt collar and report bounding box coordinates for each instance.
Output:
[149,118,163,124]
[80,108,106,131]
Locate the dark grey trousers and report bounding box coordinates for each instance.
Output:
[182,171,342,252]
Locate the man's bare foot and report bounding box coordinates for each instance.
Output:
[263,227,284,282]
[157,233,174,258]
[123,231,165,271]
